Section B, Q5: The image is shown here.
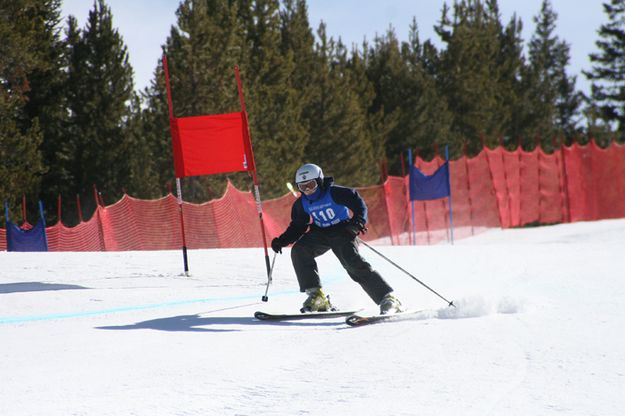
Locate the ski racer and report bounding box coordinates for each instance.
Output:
[270,163,403,314]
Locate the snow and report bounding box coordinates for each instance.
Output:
[1,219,625,415]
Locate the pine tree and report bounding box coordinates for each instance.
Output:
[277,0,318,182]
[582,98,614,145]
[495,9,532,149]
[303,23,377,187]
[280,0,316,99]
[17,0,73,221]
[554,44,582,141]
[584,0,625,141]
[64,0,136,209]
[135,60,174,198]
[364,29,404,166]
[0,0,47,215]
[347,43,390,174]
[362,22,454,168]
[237,0,308,197]
[123,95,162,198]
[435,0,518,154]
[527,0,581,149]
[400,20,453,161]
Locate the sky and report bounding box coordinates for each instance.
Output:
[60,1,607,96]
[2,218,625,414]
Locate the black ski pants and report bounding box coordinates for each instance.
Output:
[291,227,393,304]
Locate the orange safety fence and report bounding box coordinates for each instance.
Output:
[1,140,624,251]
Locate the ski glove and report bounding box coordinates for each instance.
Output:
[271,237,285,254]
[345,218,367,238]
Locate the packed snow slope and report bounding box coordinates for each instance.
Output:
[1,219,625,416]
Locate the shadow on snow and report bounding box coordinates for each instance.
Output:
[97,312,345,333]
[0,282,89,294]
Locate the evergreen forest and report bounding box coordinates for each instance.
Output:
[2,0,625,225]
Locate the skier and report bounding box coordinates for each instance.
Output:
[271,163,403,315]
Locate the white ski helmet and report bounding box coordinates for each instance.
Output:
[295,163,323,187]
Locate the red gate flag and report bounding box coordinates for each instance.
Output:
[169,111,255,178]
[162,54,268,279]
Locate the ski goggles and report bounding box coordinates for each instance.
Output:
[297,179,318,193]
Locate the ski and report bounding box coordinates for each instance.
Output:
[345,309,426,327]
[254,309,361,322]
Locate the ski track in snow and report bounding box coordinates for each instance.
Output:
[1,219,625,415]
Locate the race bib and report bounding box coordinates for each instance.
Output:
[302,190,350,227]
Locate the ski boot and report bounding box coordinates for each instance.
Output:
[379,293,404,315]
[300,287,332,313]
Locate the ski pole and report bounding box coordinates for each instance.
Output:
[357,238,455,308]
[262,251,277,302]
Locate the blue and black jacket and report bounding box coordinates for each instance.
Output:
[277,176,368,245]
